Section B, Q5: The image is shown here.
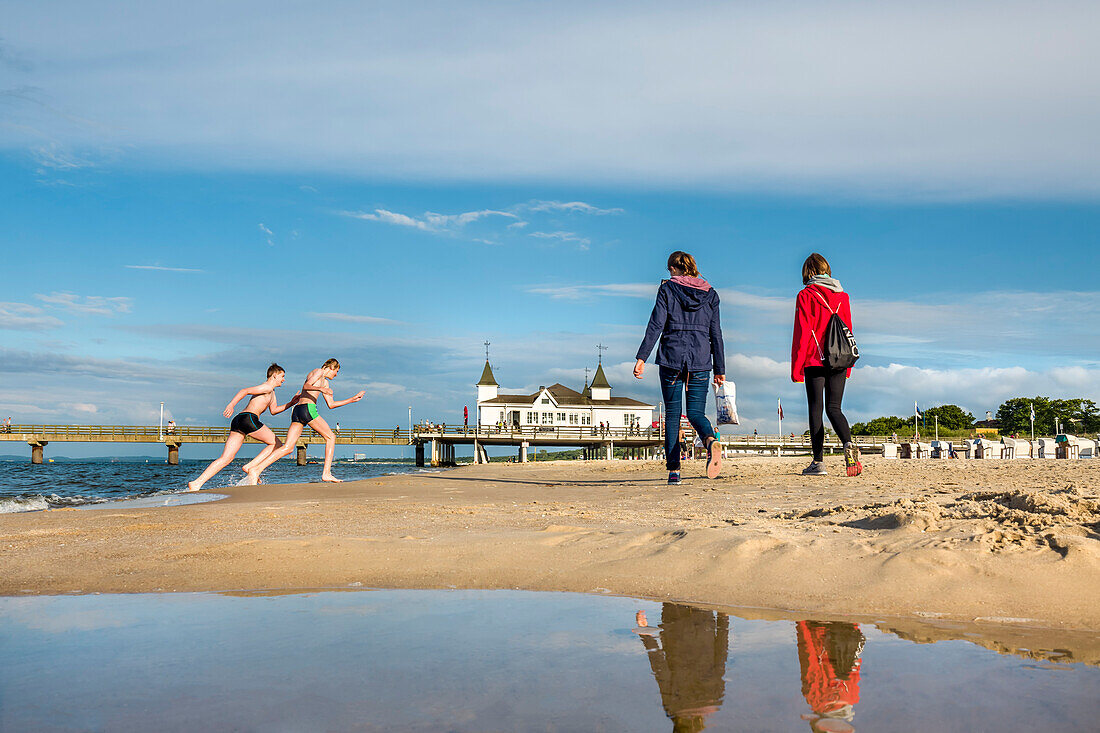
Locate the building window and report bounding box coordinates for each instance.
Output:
[527,411,537,424]
[541,398,550,404]
[556,412,566,423]
[569,413,578,425]
[542,412,553,424]
[582,414,591,425]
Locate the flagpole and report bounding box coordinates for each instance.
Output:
[777,396,783,457]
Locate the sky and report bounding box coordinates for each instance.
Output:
[2,0,1099,456]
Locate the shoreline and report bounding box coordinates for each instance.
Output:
[2,458,1098,633]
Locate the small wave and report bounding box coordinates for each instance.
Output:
[0,493,109,514]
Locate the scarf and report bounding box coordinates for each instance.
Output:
[806,275,843,293]
[670,275,712,291]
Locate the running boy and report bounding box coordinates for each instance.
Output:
[246,358,364,484]
[186,363,298,492]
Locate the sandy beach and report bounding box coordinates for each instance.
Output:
[3,457,1099,641]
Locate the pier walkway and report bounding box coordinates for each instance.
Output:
[0,423,890,466]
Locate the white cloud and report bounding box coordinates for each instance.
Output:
[31,142,94,170]
[521,200,624,215]
[308,312,404,325]
[527,283,655,300]
[0,301,64,331]
[125,264,204,273]
[338,207,516,233]
[63,402,98,413]
[5,2,1100,197]
[258,222,274,246]
[529,231,591,249]
[34,292,131,315]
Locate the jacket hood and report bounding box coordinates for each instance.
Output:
[666,278,717,311]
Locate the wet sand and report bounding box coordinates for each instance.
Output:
[3,457,1099,634]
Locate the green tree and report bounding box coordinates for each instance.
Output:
[997,396,1100,436]
[921,404,974,430]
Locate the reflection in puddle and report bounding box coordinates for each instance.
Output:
[1,590,1097,732]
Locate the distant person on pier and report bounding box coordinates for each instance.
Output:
[246,358,364,484]
[635,251,725,485]
[3,416,10,433]
[166,419,176,435]
[791,253,861,477]
[186,364,297,492]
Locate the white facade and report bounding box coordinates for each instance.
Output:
[474,361,654,430]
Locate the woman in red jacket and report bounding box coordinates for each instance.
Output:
[791,253,861,477]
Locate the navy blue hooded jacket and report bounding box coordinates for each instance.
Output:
[635,278,725,374]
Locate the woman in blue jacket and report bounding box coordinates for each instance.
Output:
[634,251,725,484]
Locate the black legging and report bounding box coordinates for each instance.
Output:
[804,366,852,462]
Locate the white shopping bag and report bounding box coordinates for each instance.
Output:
[715,380,739,426]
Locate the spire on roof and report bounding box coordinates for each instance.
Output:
[477,360,498,386]
[591,363,611,389]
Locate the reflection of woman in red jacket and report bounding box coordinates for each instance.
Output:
[791,253,861,477]
[797,620,864,732]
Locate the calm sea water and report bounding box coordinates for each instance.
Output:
[1,590,1096,732]
[0,458,436,514]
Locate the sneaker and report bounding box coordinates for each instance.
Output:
[844,442,863,477]
[706,436,722,479]
[802,462,827,476]
[668,471,682,485]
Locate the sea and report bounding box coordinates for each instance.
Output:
[0,457,437,514]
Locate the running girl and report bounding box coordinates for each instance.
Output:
[186,363,297,491]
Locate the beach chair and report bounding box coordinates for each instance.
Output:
[881,442,898,459]
[915,441,933,458]
[955,439,977,459]
[974,438,1001,459]
[930,440,952,458]
[1055,435,1080,459]
[1000,437,1030,459]
[1034,437,1057,458]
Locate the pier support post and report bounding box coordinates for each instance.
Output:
[29,441,47,464]
[605,442,613,461]
[431,440,441,468]
[166,442,180,465]
[297,443,307,466]
[520,441,528,463]
[415,442,425,467]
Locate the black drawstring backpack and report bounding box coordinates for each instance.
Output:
[809,289,859,369]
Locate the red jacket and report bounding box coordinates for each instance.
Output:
[791,285,853,383]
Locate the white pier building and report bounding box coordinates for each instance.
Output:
[475,361,655,431]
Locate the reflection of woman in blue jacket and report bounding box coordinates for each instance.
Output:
[635,251,726,485]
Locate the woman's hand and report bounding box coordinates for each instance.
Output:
[713,374,725,388]
[633,359,645,379]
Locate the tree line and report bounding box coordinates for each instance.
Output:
[850,397,1100,436]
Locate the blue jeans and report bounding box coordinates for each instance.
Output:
[660,366,717,471]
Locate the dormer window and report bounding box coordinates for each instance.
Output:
[541,398,550,404]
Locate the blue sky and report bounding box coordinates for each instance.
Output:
[2,1,1099,455]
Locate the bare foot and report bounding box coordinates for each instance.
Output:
[185,481,201,493]
[321,474,342,483]
[245,470,260,486]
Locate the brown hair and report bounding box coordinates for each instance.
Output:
[266,363,285,378]
[801,253,831,285]
[322,358,341,370]
[667,251,699,277]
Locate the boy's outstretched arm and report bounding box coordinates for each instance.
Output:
[269,391,301,415]
[223,384,274,417]
[325,390,366,409]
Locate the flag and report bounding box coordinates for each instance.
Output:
[914,401,922,419]
[1030,404,1035,422]
[778,398,784,420]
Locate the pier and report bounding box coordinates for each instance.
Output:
[0,423,892,466]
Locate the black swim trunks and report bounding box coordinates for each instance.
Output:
[291,403,320,425]
[230,412,264,435]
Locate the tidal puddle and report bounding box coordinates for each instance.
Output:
[1,590,1097,732]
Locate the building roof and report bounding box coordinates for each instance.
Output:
[479,382,653,408]
[477,360,498,386]
[590,363,611,389]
